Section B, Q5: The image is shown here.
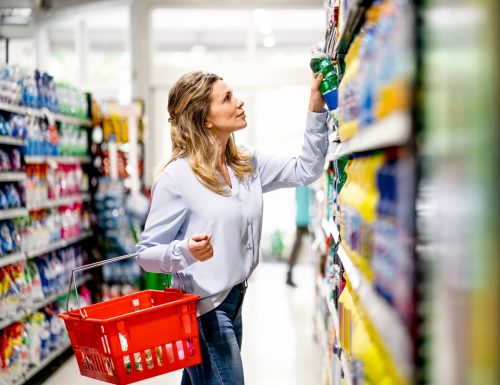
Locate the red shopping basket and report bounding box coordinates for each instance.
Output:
[58,254,202,385]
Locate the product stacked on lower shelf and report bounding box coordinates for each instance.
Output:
[0,244,92,383]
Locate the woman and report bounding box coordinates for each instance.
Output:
[136,70,327,385]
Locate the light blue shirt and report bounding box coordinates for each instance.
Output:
[136,111,328,315]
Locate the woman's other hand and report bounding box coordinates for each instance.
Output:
[308,72,325,113]
[188,234,214,261]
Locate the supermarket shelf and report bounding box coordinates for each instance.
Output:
[334,0,373,56]
[0,207,28,220]
[0,101,92,127]
[340,352,353,385]
[335,111,412,158]
[0,172,26,182]
[14,340,73,385]
[322,217,340,244]
[24,155,92,164]
[25,230,93,258]
[329,130,339,143]
[0,251,26,268]
[0,136,26,146]
[318,276,340,334]
[27,193,91,211]
[0,274,91,331]
[337,244,412,379]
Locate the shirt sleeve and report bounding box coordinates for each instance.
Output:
[256,110,328,193]
[135,171,194,273]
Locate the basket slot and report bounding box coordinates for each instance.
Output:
[133,352,144,372]
[96,354,107,375]
[144,349,154,369]
[175,340,185,361]
[123,355,132,375]
[118,332,129,352]
[165,343,175,364]
[154,346,164,366]
[105,356,116,376]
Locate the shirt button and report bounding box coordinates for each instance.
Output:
[246,243,252,249]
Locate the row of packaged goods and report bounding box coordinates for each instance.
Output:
[24,163,89,207]
[0,112,88,157]
[337,0,414,140]
[323,240,406,385]
[0,245,91,382]
[0,64,89,119]
[0,161,89,206]
[326,149,414,326]
[1,204,90,258]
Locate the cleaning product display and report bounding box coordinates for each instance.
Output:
[314,0,416,384]
[0,63,95,385]
[0,64,88,118]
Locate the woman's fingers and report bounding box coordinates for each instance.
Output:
[188,233,214,261]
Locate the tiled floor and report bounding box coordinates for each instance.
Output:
[42,262,321,385]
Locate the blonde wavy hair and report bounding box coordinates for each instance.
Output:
[156,71,254,195]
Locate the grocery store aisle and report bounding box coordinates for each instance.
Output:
[43,262,321,385]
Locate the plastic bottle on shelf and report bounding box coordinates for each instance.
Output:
[310,53,339,111]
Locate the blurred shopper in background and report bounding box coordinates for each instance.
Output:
[286,185,312,287]
[136,70,328,385]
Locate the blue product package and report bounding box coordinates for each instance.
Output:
[4,184,21,208]
[0,222,14,254]
[0,189,8,209]
[0,115,8,135]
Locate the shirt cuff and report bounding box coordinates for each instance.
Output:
[306,110,328,133]
[172,238,195,263]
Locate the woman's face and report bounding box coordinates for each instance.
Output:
[206,80,246,136]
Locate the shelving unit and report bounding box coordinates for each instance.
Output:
[335,112,412,158]
[12,340,73,385]
[0,251,26,268]
[26,192,91,211]
[0,73,98,385]
[0,273,92,331]
[0,172,27,182]
[315,1,417,384]
[0,136,26,146]
[0,207,28,220]
[0,102,92,127]
[24,155,92,164]
[24,230,93,258]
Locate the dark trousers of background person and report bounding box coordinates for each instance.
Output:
[286,225,309,286]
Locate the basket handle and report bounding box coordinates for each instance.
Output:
[65,253,186,318]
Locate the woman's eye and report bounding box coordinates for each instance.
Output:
[224,95,231,102]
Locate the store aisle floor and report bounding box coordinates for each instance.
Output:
[43,262,320,385]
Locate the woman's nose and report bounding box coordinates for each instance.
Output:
[237,99,244,108]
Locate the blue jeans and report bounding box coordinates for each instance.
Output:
[181,282,247,385]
